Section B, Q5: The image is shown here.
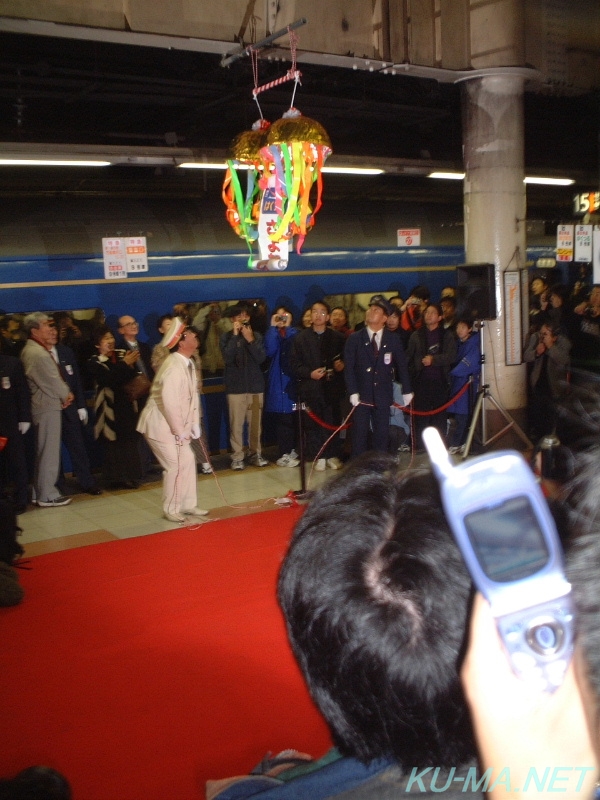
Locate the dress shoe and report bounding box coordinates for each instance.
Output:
[37,496,72,507]
[109,480,140,490]
[182,507,209,516]
[163,511,186,523]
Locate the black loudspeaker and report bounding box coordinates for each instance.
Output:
[455,263,497,321]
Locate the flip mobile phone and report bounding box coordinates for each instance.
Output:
[422,427,574,692]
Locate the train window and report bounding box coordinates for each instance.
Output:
[0,309,104,386]
[323,293,404,331]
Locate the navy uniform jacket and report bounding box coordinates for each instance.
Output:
[344,328,412,408]
[55,343,87,411]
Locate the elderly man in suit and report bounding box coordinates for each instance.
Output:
[344,295,413,457]
[0,353,32,513]
[137,318,208,523]
[20,312,74,507]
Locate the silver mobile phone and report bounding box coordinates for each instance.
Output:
[423,427,574,692]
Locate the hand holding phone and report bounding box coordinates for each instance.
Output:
[423,427,574,693]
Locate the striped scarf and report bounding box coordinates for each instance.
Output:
[92,357,117,442]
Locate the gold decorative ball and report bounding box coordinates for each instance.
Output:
[266,115,331,148]
[228,128,269,162]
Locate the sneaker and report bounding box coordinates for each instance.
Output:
[276,453,300,467]
[315,458,327,471]
[289,449,299,461]
[231,460,245,471]
[399,443,411,452]
[448,446,461,455]
[201,463,213,474]
[326,457,343,470]
[37,496,72,507]
[251,454,269,467]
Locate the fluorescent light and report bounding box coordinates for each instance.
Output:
[428,171,575,186]
[428,171,465,180]
[0,158,110,166]
[178,162,384,175]
[178,161,228,169]
[524,176,574,186]
[321,166,384,175]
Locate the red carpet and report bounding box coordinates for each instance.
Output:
[0,508,332,800]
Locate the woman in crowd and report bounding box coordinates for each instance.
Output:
[88,325,143,489]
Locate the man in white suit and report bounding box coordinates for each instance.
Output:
[137,318,208,523]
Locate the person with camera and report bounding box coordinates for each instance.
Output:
[88,325,143,490]
[220,303,267,470]
[264,306,300,467]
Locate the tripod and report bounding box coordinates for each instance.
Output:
[462,320,533,459]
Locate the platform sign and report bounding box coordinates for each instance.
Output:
[397,228,421,247]
[575,225,593,263]
[125,236,148,273]
[102,237,127,280]
[556,224,574,262]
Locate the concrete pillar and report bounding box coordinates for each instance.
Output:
[461,72,528,433]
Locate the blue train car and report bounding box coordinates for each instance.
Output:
[0,245,471,334]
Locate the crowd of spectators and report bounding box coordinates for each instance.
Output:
[1,270,598,512]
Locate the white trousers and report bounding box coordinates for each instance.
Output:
[145,436,197,515]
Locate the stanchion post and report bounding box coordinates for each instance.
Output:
[292,401,310,499]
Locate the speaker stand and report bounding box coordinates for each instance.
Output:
[462,322,533,459]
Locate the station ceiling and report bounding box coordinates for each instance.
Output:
[0,28,597,221]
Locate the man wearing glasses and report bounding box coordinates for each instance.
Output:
[116,315,154,384]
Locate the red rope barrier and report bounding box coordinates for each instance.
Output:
[393,380,472,416]
[304,406,351,430]
[301,379,472,431]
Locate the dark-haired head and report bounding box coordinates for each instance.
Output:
[278,453,475,768]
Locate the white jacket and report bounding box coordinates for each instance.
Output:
[137,352,199,441]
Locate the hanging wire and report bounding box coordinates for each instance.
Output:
[288,26,301,108]
[248,14,265,119]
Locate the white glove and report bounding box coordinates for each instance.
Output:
[18,422,31,435]
[191,424,201,439]
[78,407,88,424]
[402,392,414,407]
[350,393,360,407]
